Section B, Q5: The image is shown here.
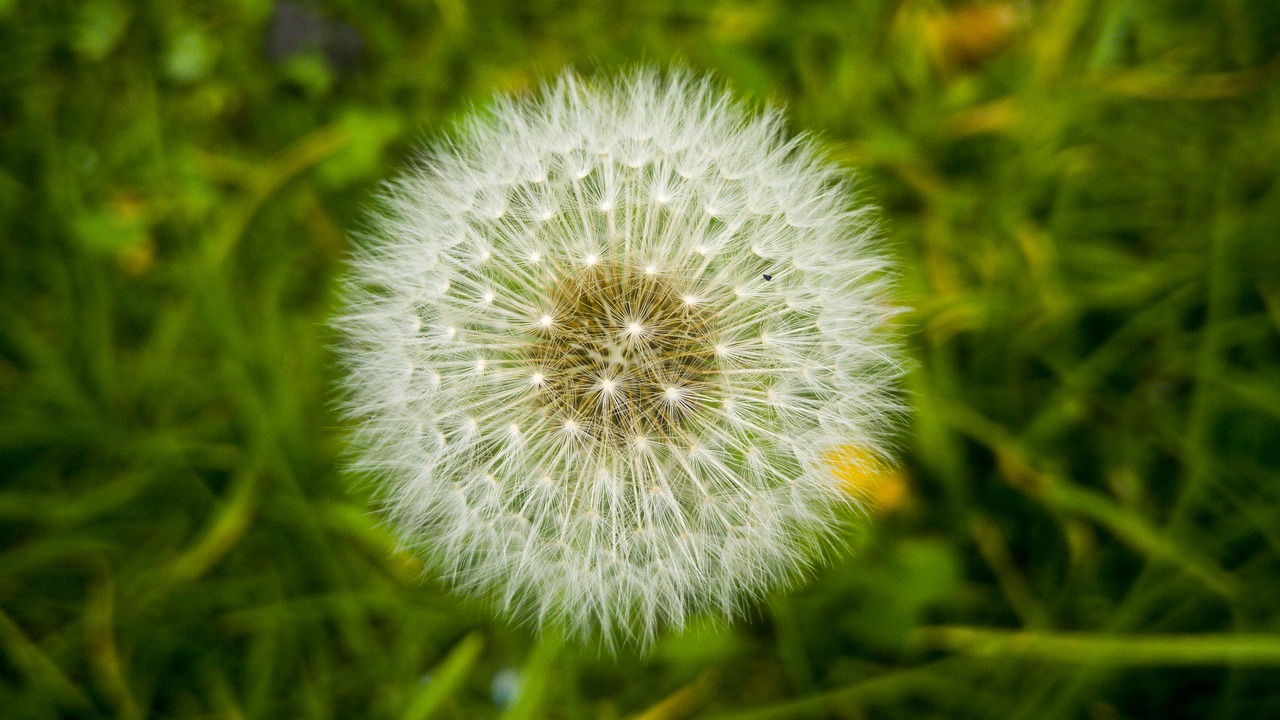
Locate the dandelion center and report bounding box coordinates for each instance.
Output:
[528,264,718,444]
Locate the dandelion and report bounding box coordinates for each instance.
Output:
[334,69,903,648]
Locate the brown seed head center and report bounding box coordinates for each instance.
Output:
[528,265,719,444]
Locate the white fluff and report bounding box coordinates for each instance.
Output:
[334,69,903,648]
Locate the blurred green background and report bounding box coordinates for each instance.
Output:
[3,0,1280,717]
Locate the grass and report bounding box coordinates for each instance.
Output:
[2,0,1280,717]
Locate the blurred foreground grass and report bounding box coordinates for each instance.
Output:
[3,0,1280,718]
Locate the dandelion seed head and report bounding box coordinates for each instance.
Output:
[334,68,903,649]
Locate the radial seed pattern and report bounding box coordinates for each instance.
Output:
[335,70,902,647]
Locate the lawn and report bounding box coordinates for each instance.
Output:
[2,0,1280,718]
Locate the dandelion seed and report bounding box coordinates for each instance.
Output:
[334,68,903,649]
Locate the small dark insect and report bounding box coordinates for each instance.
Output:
[762,274,773,281]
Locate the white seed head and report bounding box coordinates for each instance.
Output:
[334,68,903,649]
